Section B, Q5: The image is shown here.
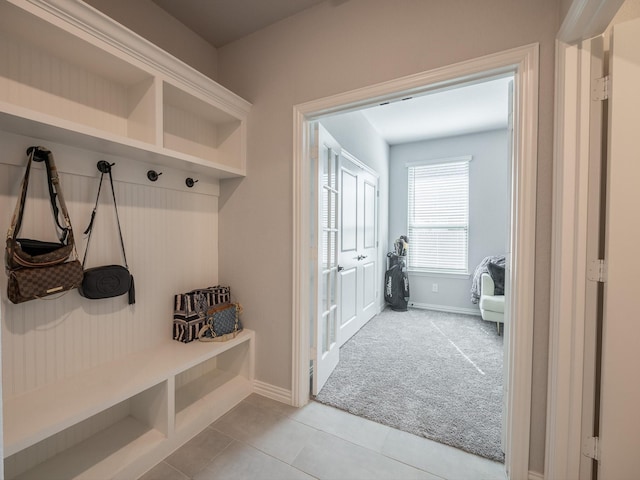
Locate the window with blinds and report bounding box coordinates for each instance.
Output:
[407,157,470,274]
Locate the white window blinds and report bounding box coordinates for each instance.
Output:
[407,158,469,274]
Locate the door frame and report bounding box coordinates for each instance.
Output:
[546,1,624,478]
[292,43,539,479]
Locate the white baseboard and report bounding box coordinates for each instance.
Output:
[528,471,544,480]
[253,380,293,405]
[408,301,481,317]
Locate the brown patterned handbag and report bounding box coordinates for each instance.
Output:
[5,147,83,304]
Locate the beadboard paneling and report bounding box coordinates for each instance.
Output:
[0,135,220,399]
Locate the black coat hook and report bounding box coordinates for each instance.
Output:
[185,177,199,188]
[26,146,49,162]
[147,170,162,182]
[97,161,115,173]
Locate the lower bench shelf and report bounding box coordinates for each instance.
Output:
[3,329,255,480]
[14,416,165,480]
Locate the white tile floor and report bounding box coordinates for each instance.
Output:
[140,394,507,480]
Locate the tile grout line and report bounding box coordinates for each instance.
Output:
[284,404,451,479]
[152,399,446,480]
[221,433,322,479]
[158,460,190,480]
[292,402,506,480]
[236,396,502,480]
[208,405,322,477]
[177,430,236,479]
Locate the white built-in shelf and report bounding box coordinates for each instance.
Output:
[0,1,256,478]
[4,330,255,480]
[14,417,165,480]
[0,0,251,179]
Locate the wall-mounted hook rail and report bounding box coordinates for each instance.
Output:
[147,170,162,182]
[97,160,115,173]
[185,177,199,188]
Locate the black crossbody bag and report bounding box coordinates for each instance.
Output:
[78,163,135,304]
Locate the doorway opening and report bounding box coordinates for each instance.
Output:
[292,44,539,477]
[310,73,513,463]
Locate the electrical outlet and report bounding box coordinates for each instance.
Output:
[432,283,439,293]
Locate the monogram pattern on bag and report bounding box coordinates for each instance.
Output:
[8,261,84,304]
[5,147,80,304]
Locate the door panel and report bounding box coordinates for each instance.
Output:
[364,181,376,249]
[341,170,357,253]
[598,17,640,478]
[312,124,341,395]
[314,123,380,394]
[362,261,376,310]
[340,267,357,327]
[337,152,379,346]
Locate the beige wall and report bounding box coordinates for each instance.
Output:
[216,0,559,473]
[560,0,574,24]
[609,0,640,26]
[84,0,218,80]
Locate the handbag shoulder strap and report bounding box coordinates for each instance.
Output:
[7,147,74,246]
[82,166,129,269]
[7,148,34,242]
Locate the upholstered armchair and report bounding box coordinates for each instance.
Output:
[479,272,505,334]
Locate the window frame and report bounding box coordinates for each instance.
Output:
[406,155,471,276]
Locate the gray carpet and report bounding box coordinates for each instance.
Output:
[314,308,505,463]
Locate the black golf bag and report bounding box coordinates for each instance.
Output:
[385,254,410,311]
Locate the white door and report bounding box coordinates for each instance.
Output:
[598,17,640,478]
[311,124,341,394]
[337,152,378,346]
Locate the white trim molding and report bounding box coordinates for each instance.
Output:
[546,40,590,480]
[547,1,623,478]
[558,0,625,43]
[408,302,480,317]
[529,471,545,480]
[253,381,293,406]
[407,270,471,280]
[293,43,539,480]
[405,155,473,168]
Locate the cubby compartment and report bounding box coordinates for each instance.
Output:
[163,82,245,173]
[2,331,255,479]
[4,382,168,480]
[0,1,157,145]
[175,337,253,431]
[0,0,250,179]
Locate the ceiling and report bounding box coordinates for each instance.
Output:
[152,0,326,48]
[359,76,513,145]
[150,1,511,144]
